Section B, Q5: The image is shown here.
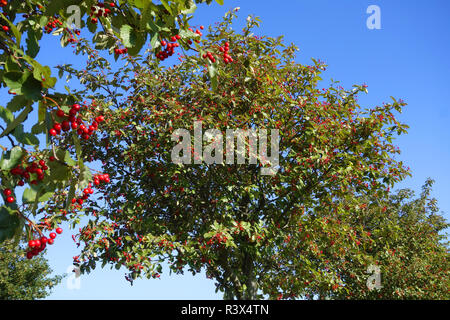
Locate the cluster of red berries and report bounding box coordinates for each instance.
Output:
[26,227,63,259]
[10,159,49,187]
[93,173,110,185]
[44,17,63,34]
[155,36,180,61]
[202,41,233,64]
[71,173,110,206]
[206,232,228,245]
[67,29,81,44]
[90,2,115,24]
[3,188,14,203]
[155,26,204,61]
[0,0,7,7]
[114,47,128,55]
[49,104,104,141]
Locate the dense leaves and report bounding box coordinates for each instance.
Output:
[0,0,220,252]
[0,239,63,299]
[46,12,448,300]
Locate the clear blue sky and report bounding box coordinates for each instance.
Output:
[5,0,450,299]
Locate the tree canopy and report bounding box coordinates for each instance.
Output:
[0,1,448,300]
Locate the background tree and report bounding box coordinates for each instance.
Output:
[273,178,449,300]
[48,12,428,300]
[0,239,63,299]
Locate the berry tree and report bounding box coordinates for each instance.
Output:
[48,12,444,300]
[0,0,222,258]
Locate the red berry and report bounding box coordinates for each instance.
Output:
[175,34,181,40]
[47,238,54,245]
[109,2,115,7]
[56,109,65,117]
[18,180,24,186]
[49,128,57,136]
[3,189,12,196]
[2,25,9,32]
[28,240,35,247]
[53,123,62,132]
[170,36,177,42]
[49,156,56,161]
[39,160,46,167]
[62,121,71,132]
[6,196,14,203]
[26,251,33,259]
[49,232,56,239]
[56,228,63,234]
[40,237,48,244]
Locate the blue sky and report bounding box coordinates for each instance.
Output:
[2,0,449,299]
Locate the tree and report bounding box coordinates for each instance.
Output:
[0,239,63,299]
[274,179,449,300]
[47,11,435,300]
[0,0,222,257]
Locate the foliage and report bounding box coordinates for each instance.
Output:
[275,178,449,300]
[0,239,63,299]
[49,11,441,300]
[0,0,221,252]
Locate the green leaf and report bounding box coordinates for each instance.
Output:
[78,162,92,190]
[160,0,172,14]
[26,29,40,58]
[0,15,22,45]
[3,71,42,100]
[6,95,31,113]
[208,62,218,90]
[181,0,197,14]
[21,73,43,100]
[5,57,21,72]
[0,106,14,124]
[3,71,23,92]
[0,105,33,138]
[150,32,160,50]
[22,187,37,204]
[65,179,77,210]
[0,146,26,171]
[48,161,70,181]
[12,124,40,146]
[0,206,21,243]
[120,24,136,48]
[31,121,46,135]
[38,100,47,123]
[56,149,77,166]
